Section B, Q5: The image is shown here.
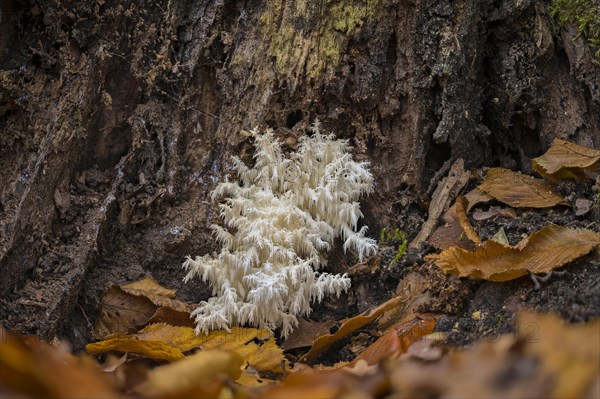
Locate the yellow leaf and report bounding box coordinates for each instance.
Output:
[426,224,600,281]
[87,324,286,374]
[121,277,191,313]
[478,167,564,208]
[532,139,600,181]
[86,335,185,362]
[136,350,243,397]
[519,312,600,399]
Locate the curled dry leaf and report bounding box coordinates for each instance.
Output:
[478,167,565,208]
[93,286,157,340]
[532,138,600,181]
[519,312,600,399]
[353,316,436,365]
[455,196,480,244]
[388,312,600,399]
[0,327,121,398]
[472,206,517,221]
[135,350,243,398]
[120,278,190,313]
[93,278,193,339]
[87,324,287,374]
[282,318,337,351]
[463,187,493,212]
[299,295,407,364]
[426,224,600,281]
[428,196,479,251]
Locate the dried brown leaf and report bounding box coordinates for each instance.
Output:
[532,139,600,181]
[282,319,337,351]
[388,312,600,399]
[87,324,286,374]
[426,224,600,281]
[353,316,436,365]
[93,279,192,339]
[121,277,191,313]
[299,295,407,364]
[472,206,517,221]
[135,350,243,398]
[93,286,157,340]
[478,167,565,208]
[428,197,479,251]
[455,196,480,244]
[519,312,600,399]
[463,187,493,212]
[0,327,121,398]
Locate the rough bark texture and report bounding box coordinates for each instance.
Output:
[0,0,598,347]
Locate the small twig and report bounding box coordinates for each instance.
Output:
[78,303,93,329]
[530,270,567,290]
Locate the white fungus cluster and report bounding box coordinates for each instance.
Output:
[183,122,377,337]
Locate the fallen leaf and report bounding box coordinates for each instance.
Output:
[0,327,121,398]
[532,139,600,181]
[299,295,407,364]
[478,167,565,208]
[145,306,195,328]
[87,324,286,374]
[93,279,193,339]
[519,312,600,399]
[455,196,480,244]
[93,286,157,339]
[282,318,337,351]
[472,206,517,221]
[353,316,436,365]
[491,227,510,245]
[86,334,186,362]
[426,224,600,281]
[254,367,363,399]
[574,198,593,216]
[135,350,243,398]
[428,197,479,251]
[121,278,190,313]
[463,187,493,212]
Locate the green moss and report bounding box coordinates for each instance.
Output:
[550,0,600,61]
[259,0,380,79]
[380,228,408,266]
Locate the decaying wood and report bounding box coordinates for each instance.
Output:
[410,159,470,249]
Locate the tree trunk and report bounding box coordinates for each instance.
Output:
[0,0,598,346]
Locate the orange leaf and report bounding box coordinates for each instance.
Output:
[426,224,600,281]
[299,295,407,364]
[354,316,436,365]
[1,328,121,398]
[519,312,600,399]
[455,196,480,244]
[532,139,600,181]
[478,168,564,208]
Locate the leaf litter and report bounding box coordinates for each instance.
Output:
[2,139,600,398]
